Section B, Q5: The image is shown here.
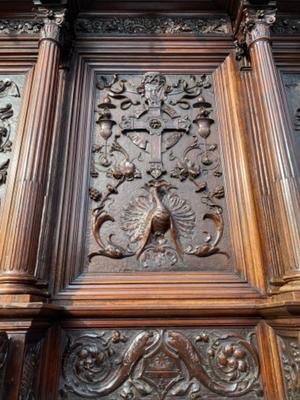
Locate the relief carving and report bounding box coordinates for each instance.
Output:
[0,78,21,205]
[75,16,230,36]
[0,20,42,35]
[277,335,300,399]
[60,329,263,399]
[272,17,300,34]
[0,332,9,395]
[88,73,229,269]
[19,340,42,400]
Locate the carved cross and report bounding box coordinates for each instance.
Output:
[120,72,191,178]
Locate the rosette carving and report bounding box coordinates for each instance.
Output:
[60,329,262,399]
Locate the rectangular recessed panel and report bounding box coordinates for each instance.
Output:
[86,72,233,273]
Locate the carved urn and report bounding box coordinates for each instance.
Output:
[193,96,214,139]
[96,96,116,140]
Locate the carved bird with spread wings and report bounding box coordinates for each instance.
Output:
[120,180,196,260]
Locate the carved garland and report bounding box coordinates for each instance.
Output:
[60,329,262,399]
[88,72,228,267]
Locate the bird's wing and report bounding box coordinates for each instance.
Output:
[120,193,152,243]
[164,192,196,240]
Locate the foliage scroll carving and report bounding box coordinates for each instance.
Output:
[60,329,263,399]
[88,72,230,270]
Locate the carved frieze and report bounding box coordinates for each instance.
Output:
[75,16,230,36]
[0,20,42,35]
[277,335,300,399]
[0,75,24,208]
[272,16,300,34]
[87,72,232,272]
[60,328,263,399]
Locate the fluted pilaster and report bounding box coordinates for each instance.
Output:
[0,8,66,297]
[236,1,300,293]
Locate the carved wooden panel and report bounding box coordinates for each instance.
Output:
[281,72,300,154]
[59,328,263,399]
[277,333,300,399]
[19,338,43,400]
[0,74,25,208]
[87,72,232,273]
[0,332,8,397]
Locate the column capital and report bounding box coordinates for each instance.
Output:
[235,1,277,48]
[37,7,67,45]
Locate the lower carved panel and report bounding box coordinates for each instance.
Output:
[19,338,43,400]
[59,328,263,399]
[277,334,300,400]
[0,332,9,397]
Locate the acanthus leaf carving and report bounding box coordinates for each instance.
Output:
[89,72,229,269]
[75,16,230,36]
[277,335,300,399]
[61,329,263,399]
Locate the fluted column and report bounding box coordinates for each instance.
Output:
[236,1,300,293]
[0,9,66,297]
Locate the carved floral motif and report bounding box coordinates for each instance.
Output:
[60,329,263,399]
[75,16,230,36]
[0,20,43,35]
[19,340,42,400]
[272,17,300,34]
[89,72,229,268]
[0,332,9,394]
[277,335,300,399]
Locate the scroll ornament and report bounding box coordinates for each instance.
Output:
[61,329,263,399]
[89,72,228,266]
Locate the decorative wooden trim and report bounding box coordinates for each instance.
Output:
[213,53,265,291]
[256,322,286,400]
[0,8,66,297]
[74,14,232,36]
[46,38,266,304]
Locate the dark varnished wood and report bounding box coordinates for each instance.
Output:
[0,1,299,399]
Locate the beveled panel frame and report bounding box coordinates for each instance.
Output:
[49,35,266,303]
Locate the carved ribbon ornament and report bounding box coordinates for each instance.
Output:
[89,72,228,267]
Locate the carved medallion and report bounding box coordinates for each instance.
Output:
[87,72,231,272]
[60,328,263,399]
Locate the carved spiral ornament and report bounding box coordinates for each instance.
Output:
[89,72,230,268]
[61,329,262,399]
[206,335,261,395]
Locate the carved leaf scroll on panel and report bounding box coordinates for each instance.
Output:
[87,73,233,272]
[277,334,300,400]
[0,74,25,209]
[281,73,300,155]
[59,328,263,399]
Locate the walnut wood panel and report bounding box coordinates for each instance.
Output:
[87,72,231,273]
[48,41,265,302]
[0,3,299,400]
[59,327,263,399]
